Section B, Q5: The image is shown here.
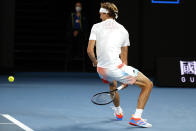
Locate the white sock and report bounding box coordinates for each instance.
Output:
[113,106,123,115]
[133,109,143,118]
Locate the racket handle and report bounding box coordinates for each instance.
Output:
[117,85,124,91]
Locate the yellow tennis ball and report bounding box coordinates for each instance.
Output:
[8,76,14,82]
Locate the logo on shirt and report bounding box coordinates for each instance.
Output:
[104,20,119,30]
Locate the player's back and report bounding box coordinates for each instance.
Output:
[93,19,130,68]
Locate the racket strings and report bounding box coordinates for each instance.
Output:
[92,93,115,105]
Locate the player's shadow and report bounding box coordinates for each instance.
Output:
[98,118,120,123]
[40,118,143,131]
[125,126,145,129]
[97,119,146,129]
[81,118,142,130]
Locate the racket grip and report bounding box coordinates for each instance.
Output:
[117,85,124,91]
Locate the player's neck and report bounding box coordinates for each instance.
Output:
[103,17,114,21]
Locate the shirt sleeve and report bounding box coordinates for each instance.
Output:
[89,25,96,40]
[121,30,130,47]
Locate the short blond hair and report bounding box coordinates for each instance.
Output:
[101,2,118,19]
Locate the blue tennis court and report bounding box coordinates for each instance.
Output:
[0,72,195,131]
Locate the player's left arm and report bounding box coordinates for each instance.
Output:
[120,46,128,65]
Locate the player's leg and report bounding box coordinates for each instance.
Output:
[109,80,123,120]
[134,72,153,109]
[109,80,119,107]
[112,65,153,110]
[96,67,123,120]
[129,71,153,127]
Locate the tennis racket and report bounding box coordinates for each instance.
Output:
[91,85,124,105]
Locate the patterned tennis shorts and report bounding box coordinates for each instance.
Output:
[97,63,139,85]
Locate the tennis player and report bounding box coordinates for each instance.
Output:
[87,2,153,128]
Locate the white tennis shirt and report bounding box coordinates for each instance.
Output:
[89,19,130,68]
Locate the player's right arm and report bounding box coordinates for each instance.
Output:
[87,40,97,67]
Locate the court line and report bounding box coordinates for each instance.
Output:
[2,114,34,131]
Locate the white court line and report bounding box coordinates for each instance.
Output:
[2,114,34,131]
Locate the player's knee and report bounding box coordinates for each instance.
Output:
[147,80,153,89]
[110,86,116,91]
[109,81,117,90]
[143,80,153,90]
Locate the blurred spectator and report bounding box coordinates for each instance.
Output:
[65,1,89,71]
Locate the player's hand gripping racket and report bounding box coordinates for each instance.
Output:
[91,85,125,105]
